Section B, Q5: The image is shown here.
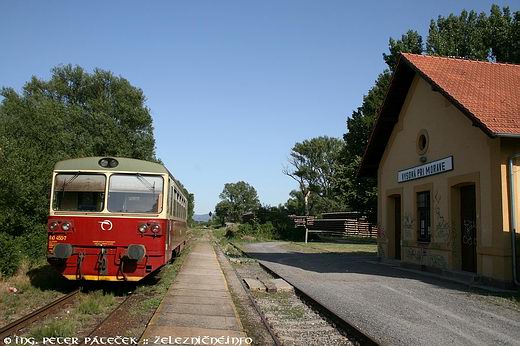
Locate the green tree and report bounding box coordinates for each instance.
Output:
[427,5,520,63]
[215,181,261,223]
[283,136,344,215]
[214,200,232,226]
[335,72,392,217]
[0,65,157,273]
[383,30,423,71]
[187,193,195,226]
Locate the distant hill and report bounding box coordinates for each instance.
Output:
[193,213,211,222]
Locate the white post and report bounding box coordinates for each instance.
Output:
[305,225,308,244]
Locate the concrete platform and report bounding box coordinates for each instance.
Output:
[141,241,247,345]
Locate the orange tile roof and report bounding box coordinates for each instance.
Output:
[359,54,520,177]
[401,53,520,136]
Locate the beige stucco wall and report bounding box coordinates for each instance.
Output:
[377,75,516,283]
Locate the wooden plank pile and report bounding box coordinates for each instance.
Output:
[307,212,377,238]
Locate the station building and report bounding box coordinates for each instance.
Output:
[359,53,520,287]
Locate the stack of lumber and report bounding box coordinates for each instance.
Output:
[307,212,377,238]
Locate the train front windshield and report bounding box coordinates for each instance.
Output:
[53,173,106,212]
[108,174,163,213]
[52,173,164,214]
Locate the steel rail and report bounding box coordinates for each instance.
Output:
[0,289,81,340]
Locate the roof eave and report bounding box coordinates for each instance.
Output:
[495,133,520,138]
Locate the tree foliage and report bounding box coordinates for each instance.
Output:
[215,181,261,223]
[383,30,423,71]
[0,65,161,274]
[283,136,344,215]
[427,5,520,63]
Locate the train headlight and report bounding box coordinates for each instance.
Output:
[99,158,109,167]
[138,224,148,233]
[108,158,119,168]
[49,221,59,231]
[61,222,71,231]
[151,223,160,234]
[98,157,119,168]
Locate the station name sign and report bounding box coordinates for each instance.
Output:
[398,156,453,183]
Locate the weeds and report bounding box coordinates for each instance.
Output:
[30,319,76,339]
[77,291,115,315]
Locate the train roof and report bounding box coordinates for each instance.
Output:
[53,157,169,175]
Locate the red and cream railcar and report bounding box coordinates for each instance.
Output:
[47,157,188,281]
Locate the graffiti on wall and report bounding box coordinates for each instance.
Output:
[403,213,414,241]
[404,247,448,270]
[428,254,448,269]
[405,247,423,263]
[433,191,452,244]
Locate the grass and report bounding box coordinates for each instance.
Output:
[77,291,116,315]
[0,261,72,325]
[212,227,227,242]
[30,319,76,339]
[211,224,377,257]
[27,290,116,341]
[211,224,278,245]
[282,241,377,255]
[188,226,208,240]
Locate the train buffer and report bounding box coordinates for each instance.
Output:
[140,240,247,344]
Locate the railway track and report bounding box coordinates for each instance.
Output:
[77,293,134,346]
[228,241,379,346]
[0,290,136,346]
[0,289,81,342]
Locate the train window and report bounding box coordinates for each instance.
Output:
[169,185,174,216]
[53,174,106,212]
[108,174,164,213]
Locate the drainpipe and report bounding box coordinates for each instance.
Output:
[507,153,520,286]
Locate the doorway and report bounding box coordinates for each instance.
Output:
[394,196,401,260]
[460,185,477,272]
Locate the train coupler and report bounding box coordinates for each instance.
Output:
[97,249,108,276]
[75,253,84,280]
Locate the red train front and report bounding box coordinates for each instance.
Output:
[47,157,188,281]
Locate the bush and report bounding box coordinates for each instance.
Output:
[255,222,275,239]
[19,226,47,265]
[0,232,22,277]
[224,222,276,241]
[237,223,254,236]
[224,223,239,238]
[258,205,300,240]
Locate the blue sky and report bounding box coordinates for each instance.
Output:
[0,1,514,214]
